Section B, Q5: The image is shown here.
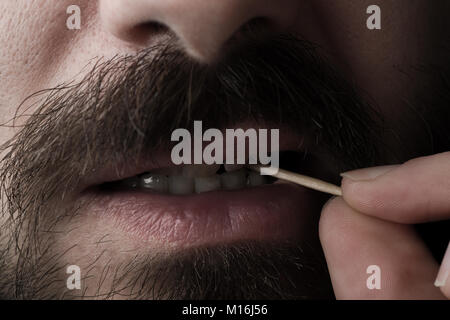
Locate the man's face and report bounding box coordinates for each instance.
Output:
[0,1,449,299]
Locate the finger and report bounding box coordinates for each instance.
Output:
[319,197,445,299]
[341,152,450,223]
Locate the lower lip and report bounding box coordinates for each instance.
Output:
[82,183,325,247]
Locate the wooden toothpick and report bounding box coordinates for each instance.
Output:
[248,166,342,197]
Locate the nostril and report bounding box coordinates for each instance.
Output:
[240,17,275,37]
[127,21,170,44]
[220,16,276,58]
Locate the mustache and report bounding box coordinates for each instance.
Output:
[1,34,382,228]
[0,34,384,299]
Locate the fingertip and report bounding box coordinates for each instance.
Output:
[339,168,402,221]
[340,165,399,205]
[319,196,350,243]
[340,165,399,182]
[321,195,338,212]
[320,195,345,220]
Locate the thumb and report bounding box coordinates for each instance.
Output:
[319,197,444,299]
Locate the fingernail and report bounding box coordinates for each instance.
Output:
[340,165,399,182]
[435,241,450,288]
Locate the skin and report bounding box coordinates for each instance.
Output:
[322,153,450,299]
[0,0,448,299]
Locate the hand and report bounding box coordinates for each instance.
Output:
[319,152,450,299]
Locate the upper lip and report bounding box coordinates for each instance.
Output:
[79,122,338,194]
[80,124,306,187]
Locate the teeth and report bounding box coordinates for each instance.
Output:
[221,169,247,190]
[140,173,169,193]
[129,166,274,195]
[224,164,244,172]
[122,176,140,188]
[168,176,194,195]
[194,175,221,193]
[247,171,267,187]
[182,164,221,178]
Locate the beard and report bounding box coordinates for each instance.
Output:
[0,33,448,299]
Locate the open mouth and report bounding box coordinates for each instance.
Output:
[80,131,337,248]
[99,150,315,195]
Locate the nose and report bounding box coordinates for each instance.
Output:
[99,0,302,62]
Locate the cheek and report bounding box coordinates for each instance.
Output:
[0,1,84,145]
[292,0,440,108]
[291,0,443,161]
[0,1,82,106]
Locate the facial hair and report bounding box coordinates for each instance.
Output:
[1,33,447,299]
